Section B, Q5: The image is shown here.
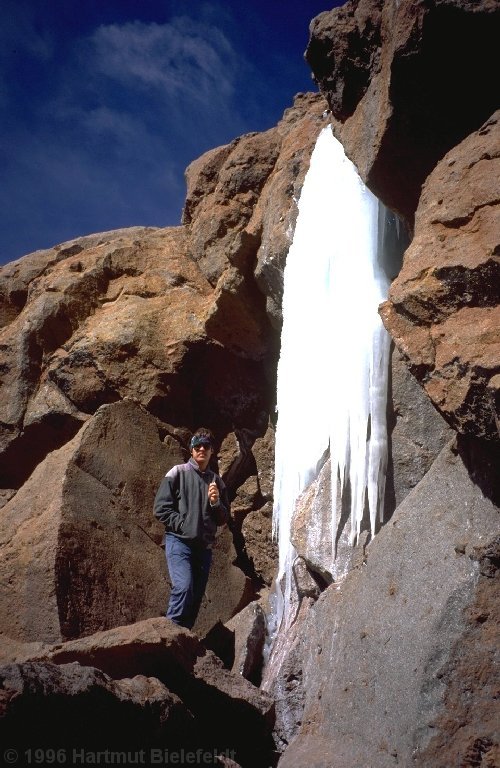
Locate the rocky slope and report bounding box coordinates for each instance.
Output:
[0,94,328,646]
[0,0,499,765]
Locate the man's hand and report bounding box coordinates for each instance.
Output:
[208,481,219,505]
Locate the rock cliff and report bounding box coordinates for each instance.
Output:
[0,0,499,765]
[271,1,499,766]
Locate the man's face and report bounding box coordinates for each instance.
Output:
[191,439,213,470]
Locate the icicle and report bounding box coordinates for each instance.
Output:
[270,126,395,636]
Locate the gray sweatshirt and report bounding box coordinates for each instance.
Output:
[153,458,230,548]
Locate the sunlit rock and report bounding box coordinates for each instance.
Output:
[380,113,500,440]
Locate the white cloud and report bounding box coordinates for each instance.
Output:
[83,17,238,108]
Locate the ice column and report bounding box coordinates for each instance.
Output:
[271,126,393,631]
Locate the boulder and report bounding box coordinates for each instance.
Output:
[380,113,500,440]
[31,617,202,682]
[17,617,276,767]
[0,401,248,644]
[277,438,500,768]
[0,661,194,751]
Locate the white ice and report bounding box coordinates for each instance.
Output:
[270,126,394,634]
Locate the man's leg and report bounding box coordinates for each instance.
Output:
[187,547,213,630]
[165,535,194,627]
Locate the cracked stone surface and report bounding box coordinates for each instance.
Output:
[0,401,247,644]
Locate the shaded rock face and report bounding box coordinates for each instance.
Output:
[381,113,500,441]
[0,618,276,768]
[0,661,195,751]
[278,439,500,768]
[306,0,500,224]
[288,344,453,586]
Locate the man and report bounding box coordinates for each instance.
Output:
[153,428,230,629]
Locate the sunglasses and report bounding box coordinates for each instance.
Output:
[192,440,212,450]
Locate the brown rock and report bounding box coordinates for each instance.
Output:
[33,617,201,680]
[0,660,194,750]
[183,92,329,330]
[0,637,50,666]
[252,421,275,502]
[0,224,275,489]
[184,129,281,285]
[306,0,500,223]
[218,426,264,493]
[0,401,247,644]
[22,617,275,767]
[253,93,330,328]
[380,113,500,440]
[231,475,262,523]
[0,227,198,485]
[241,502,278,587]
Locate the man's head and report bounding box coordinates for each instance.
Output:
[190,428,214,470]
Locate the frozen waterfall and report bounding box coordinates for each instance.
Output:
[270,126,400,634]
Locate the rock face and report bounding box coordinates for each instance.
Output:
[0,617,276,767]
[306,0,500,224]
[380,114,500,441]
[277,439,500,768]
[184,92,330,330]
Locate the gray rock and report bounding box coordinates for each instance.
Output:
[278,438,500,767]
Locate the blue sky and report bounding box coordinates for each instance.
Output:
[0,0,343,266]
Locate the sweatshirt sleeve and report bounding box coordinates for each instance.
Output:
[153,467,184,533]
[210,476,230,526]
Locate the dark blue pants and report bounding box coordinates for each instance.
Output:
[165,534,212,630]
